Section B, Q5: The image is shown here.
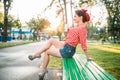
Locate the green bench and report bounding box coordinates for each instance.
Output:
[63,54,116,80]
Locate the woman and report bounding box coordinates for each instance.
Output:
[28,9,93,79]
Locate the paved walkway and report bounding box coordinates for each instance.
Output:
[0,42,62,80]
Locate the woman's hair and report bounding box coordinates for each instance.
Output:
[75,9,90,22]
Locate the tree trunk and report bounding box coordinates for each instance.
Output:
[63,0,67,24]
[2,16,8,42]
[70,0,74,27]
[2,0,11,42]
[2,0,8,42]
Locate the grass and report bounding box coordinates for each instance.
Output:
[0,40,33,49]
[87,44,120,80]
[48,43,120,80]
[48,56,63,68]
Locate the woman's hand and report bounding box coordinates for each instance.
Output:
[87,57,94,61]
[84,50,94,61]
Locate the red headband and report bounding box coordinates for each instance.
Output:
[81,9,90,21]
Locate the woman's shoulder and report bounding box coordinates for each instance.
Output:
[75,24,86,30]
[78,24,86,27]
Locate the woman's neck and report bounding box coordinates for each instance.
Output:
[77,21,84,25]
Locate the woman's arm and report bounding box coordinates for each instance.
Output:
[84,50,94,61]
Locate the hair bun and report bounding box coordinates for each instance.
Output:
[81,9,87,13]
[86,13,90,21]
[81,9,90,21]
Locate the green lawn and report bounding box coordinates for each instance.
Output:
[0,41,33,49]
[87,44,120,79]
[49,43,120,80]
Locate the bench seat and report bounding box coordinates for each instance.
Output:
[63,54,116,80]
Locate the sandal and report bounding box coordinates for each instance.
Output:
[38,70,48,80]
[28,55,41,61]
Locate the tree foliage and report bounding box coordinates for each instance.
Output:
[102,0,120,43]
[26,17,50,31]
[7,15,22,29]
[0,12,4,22]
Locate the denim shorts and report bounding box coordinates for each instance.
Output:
[59,44,76,58]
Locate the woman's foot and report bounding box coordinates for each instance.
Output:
[28,55,41,60]
[38,69,48,80]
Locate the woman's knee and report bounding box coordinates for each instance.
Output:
[48,38,56,44]
[45,48,61,57]
[44,49,50,56]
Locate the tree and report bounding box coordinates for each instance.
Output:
[44,0,68,29]
[26,17,50,41]
[7,15,22,29]
[102,0,120,43]
[0,12,4,22]
[56,19,64,40]
[0,2,4,32]
[26,17,50,31]
[2,0,13,42]
[38,18,50,31]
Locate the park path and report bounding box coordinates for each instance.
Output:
[0,41,62,80]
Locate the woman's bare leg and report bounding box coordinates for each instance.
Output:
[32,38,64,58]
[41,48,62,72]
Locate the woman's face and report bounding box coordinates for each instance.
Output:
[73,13,81,24]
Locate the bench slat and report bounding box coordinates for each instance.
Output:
[63,58,69,80]
[75,54,110,80]
[63,58,82,80]
[67,58,76,80]
[76,54,116,80]
[91,61,116,80]
[63,58,96,80]
[63,54,117,80]
[74,55,98,80]
[71,58,86,80]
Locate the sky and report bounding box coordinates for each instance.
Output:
[9,0,63,29]
[10,0,52,23]
[9,0,108,28]
[9,0,75,30]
